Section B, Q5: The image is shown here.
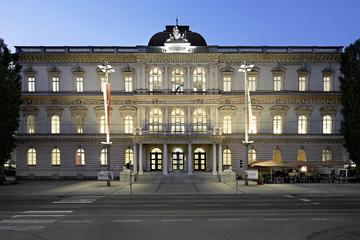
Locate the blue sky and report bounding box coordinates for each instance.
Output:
[1,0,359,50]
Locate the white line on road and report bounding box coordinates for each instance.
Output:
[244,204,271,206]
[208,219,240,221]
[195,204,222,207]
[161,219,193,222]
[13,215,66,218]
[61,220,92,223]
[283,195,296,198]
[142,204,169,207]
[24,211,73,214]
[311,218,333,221]
[53,201,93,204]
[298,198,311,202]
[0,225,45,231]
[1,219,56,224]
[264,219,291,221]
[113,220,143,223]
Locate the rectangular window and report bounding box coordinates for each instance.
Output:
[248,76,256,91]
[125,76,133,92]
[100,77,106,91]
[28,77,35,92]
[298,76,306,91]
[52,77,59,92]
[223,76,231,92]
[323,76,331,92]
[273,76,282,91]
[76,77,84,92]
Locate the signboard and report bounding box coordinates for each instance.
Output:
[97,171,113,180]
[245,170,258,180]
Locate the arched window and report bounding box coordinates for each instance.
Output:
[52,148,61,165]
[272,148,282,162]
[27,148,36,165]
[125,148,134,165]
[26,115,35,134]
[149,67,162,91]
[297,148,307,162]
[298,115,307,134]
[51,115,60,134]
[171,68,184,93]
[193,108,207,132]
[99,115,106,134]
[149,108,163,133]
[249,115,257,134]
[223,149,232,166]
[323,115,332,134]
[273,115,283,134]
[248,148,256,163]
[124,115,133,134]
[100,148,107,165]
[75,115,83,134]
[223,115,232,134]
[322,148,332,161]
[193,67,206,92]
[75,148,85,166]
[171,108,185,134]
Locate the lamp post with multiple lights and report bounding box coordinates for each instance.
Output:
[238,62,255,175]
[97,63,115,187]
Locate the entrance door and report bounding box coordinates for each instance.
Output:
[172,147,185,171]
[194,148,206,171]
[150,148,162,171]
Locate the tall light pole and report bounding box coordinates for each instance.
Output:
[98,62,115,187]
[239,62,254,174]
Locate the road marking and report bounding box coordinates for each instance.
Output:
[284,195,296,198]
[298,198,311,202]
[24,210,73,214]
[208,219,240,221]
[61,220,92,223]
[264,219,290,221]
[161,219,193,222]
[113,220,143,223]
[244,204,271,206]
[311,218,333,221]
[13,215,66,218]
[0,225,45,231]
[142,204,169,207]
[53,200,93,204]
[1,219,56,224]
[195,204,222,207]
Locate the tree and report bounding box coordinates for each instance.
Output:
[0,40,22,182]
[340,38,360,173]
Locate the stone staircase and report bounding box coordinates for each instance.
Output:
[135,172,221,184]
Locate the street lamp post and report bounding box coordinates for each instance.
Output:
[98,63,115,187]
[239,62,255,184]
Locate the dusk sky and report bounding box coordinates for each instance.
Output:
[1,0,360,51]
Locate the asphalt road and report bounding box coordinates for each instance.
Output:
[1,194,360,240]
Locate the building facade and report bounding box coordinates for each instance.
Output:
[14,24,346,179]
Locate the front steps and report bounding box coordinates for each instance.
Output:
[134,172,221,184]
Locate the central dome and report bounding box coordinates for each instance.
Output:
[148,25,207,47]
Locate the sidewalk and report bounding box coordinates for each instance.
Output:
[1,180,360,196]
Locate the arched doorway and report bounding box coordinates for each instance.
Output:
[172,147,185,171]
[150,148,162,171]
[194,148,206,171]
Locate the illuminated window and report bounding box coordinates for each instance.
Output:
[100,148,107,165]
[273,115,283,134]
[52,77,59,92]
[193,108,207,132]
[297,148,307,161]
[323,76,331,92]
[171,68,184,93]
[52,148,61,165]
[51,115,60,134]
[223,149,232,166]
[125,148,133,165]
[76,77,84,92]
[223,115,232,134]
[248,76,256,91]
[100,76,106,90]
[248,148,256,163]
[149,108,163,133]
[249,115,257,134]
[149,67,162,91]
[124,115,133,134]
[298,76,306,91]
[26,115,35,134]
[193,67,206,92]
[75,148,85,166]
[322,148,332,161]
[99,115,106,134]
[125,76,133,92]
[171,108,185,134]
[27,148,36,165]
[323,115,332,134]
[28,77,35,92]
[75,115,83,134]
[298,115,307,134]
[273,76,282,91]
[272,148,282,162]
[223,76,231,92]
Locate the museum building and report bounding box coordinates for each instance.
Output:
[14,23,346,179]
